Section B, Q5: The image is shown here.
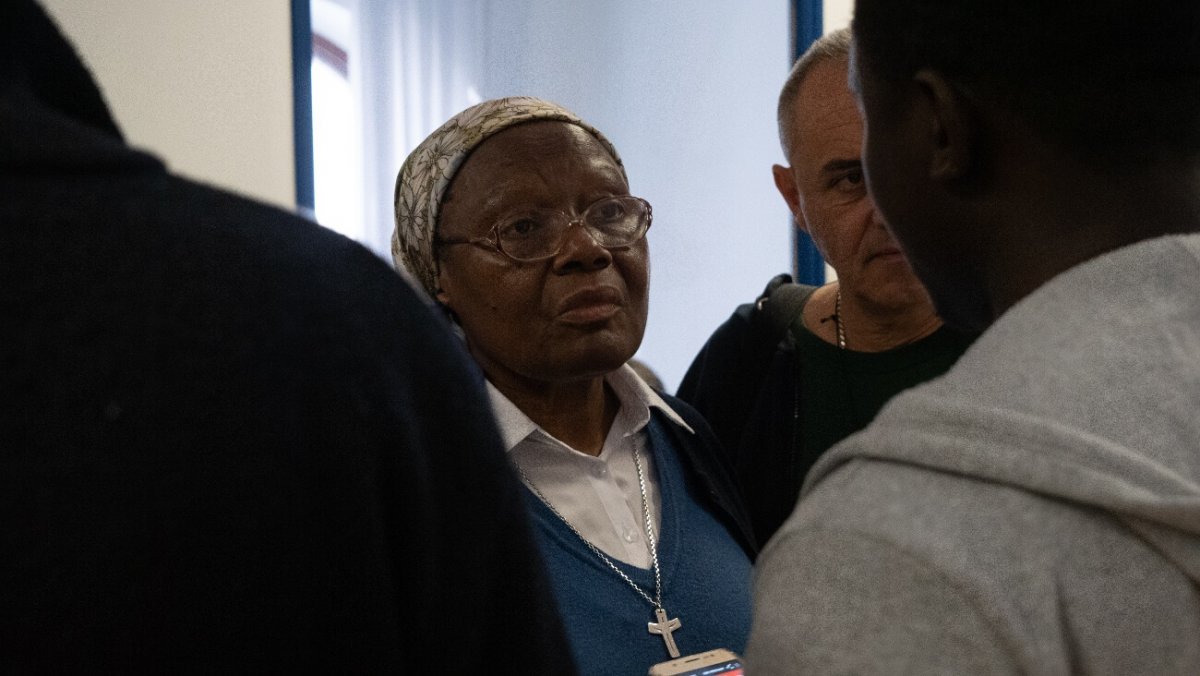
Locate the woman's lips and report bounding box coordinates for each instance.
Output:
[557,287,623,325]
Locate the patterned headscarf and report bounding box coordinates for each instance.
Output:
[392,96,626,297]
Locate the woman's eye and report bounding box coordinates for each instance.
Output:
[500,219,542,238]
[596,202,626,222]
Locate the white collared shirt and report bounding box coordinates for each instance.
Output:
[487,364,694,569]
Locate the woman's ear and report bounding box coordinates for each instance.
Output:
[432,275,462,328]
[434,264,452,307]
[913,69,978,183]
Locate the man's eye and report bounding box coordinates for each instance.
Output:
[834,169,864,190]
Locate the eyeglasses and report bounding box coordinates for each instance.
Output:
[437,195,652,262]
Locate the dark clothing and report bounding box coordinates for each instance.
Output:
[678,295,975,545]
[792,321,975,477]
[656,393,759,559]
[1,2,576,673]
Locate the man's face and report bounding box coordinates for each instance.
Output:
[775,56,929,310]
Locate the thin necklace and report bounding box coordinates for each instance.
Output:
[514,443,683,658]
[834,289,847,349]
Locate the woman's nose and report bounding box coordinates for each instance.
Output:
[553,220,613,272]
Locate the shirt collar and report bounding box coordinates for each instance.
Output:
[485,363,694,453]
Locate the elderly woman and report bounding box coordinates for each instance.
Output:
[393,97,754,675]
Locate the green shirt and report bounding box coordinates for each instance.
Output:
[793,323,975,485]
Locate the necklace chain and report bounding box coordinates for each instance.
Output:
[514,441,665,610]
[834,288,847,349]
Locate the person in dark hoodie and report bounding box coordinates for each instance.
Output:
[0,1,575,672]
[747,0,1200,673]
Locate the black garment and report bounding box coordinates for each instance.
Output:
[678,285,975,546]
[656,392,759,559]
[791,320,975,480]
[0,2,576,673]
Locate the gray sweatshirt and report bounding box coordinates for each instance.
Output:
[747,234,1200,675]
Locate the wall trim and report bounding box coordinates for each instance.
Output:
[291,0,315,212]
[791,0,826,285]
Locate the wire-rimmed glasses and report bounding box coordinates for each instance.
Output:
[437,195,652,262]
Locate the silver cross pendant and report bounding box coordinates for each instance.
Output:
[648,607,682,658]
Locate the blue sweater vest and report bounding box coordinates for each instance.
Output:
[523,416,753,676]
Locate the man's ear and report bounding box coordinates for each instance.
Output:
[913,69,977,183]
[771,164,808,232]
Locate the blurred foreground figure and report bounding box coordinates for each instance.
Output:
[748,0,1200,673]
[0,2,574,672]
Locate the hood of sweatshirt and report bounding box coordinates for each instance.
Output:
[0,0,161,174]
[807,233,1200,585]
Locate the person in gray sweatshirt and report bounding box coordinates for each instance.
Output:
[746,1,1200,674]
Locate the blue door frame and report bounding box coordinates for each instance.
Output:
[291,0,315,213]
[791,0,826,285]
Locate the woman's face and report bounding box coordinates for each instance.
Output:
[435,121,650,390]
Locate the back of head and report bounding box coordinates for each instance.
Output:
[852,0,1200,166]
[777,27,852,158]
[0,0,121,139]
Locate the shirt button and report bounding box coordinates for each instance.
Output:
[623,529,636,543]
[595,465,608,477]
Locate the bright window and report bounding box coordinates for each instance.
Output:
[310,0,365,245]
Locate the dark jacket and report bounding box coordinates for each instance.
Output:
[678,302,799,547]
[0,2,575,672]
[679,282,974,546]
[656,392,758,559]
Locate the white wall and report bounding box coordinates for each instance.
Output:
[39,1,297,210]
[480,1,793,391]
[824,0,853,31]
[35,1,845,391]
